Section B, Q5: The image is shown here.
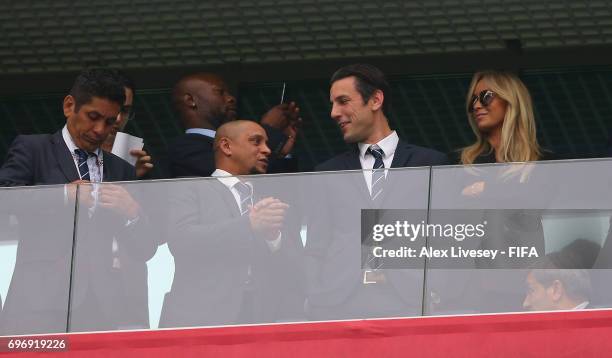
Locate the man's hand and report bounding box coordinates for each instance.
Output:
[99,184,141,219]
[462,181,485,197]
[248,197,289,241]
[130,149,154,178]
[261,102,302,131]
[261,102,302,157]
[278,120,300,157]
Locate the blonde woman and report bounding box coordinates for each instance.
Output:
[461,70,542,165]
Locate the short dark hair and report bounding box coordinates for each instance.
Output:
[330,63,392,115]
[529,250,592,301]
[113,69,136,97]
[69,68,126,110]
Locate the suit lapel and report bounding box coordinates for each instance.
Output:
[51,131,80,183]
[389,140,411,169]
[211,179,242,217]
[378,140,412,207]
[102,153,117,182]
[343,148,373,205]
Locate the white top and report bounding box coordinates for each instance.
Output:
[212,169,281,251]
[357,130,399,194]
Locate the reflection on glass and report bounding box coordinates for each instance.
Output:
[426,159,612,315]
[1,159,611,334]
[0,186,76,335]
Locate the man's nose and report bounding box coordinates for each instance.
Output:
[261,143,271,156]
[330,103,341,120]
[92,121,107,137]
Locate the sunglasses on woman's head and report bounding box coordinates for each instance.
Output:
[468,90,496,113]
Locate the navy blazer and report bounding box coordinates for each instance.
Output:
[316,139,449,172]
[0,130,154,334]
[303,139,448,318]
[0,130,136,186]
[160,178,303,327]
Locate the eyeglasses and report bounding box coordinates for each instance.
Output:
[468,90,496,113]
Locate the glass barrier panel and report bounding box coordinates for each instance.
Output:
[425,159,612,315]
[68,167,430,331]
[0,185,76,335]
[69,181,163,332]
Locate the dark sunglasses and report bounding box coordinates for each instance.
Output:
[468,90,496,113]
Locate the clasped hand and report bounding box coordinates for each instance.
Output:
[67,180,140,219]
[248,197,289,241]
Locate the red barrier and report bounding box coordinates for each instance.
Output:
[3,309,612,357]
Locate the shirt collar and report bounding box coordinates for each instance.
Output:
[62,125,102,157]
[572,301,589,310]
[186,128,216,138]
[212,168,243,190]
[358,130,399,159]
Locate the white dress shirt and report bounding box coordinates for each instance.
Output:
[212,169,282,251]
[357,131,399,195]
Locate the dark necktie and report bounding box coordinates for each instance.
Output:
[75,149,91,181]
[367,145,385,200]
[234,182,253,216]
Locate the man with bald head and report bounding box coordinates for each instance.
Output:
[161,120,297,327]
[167,73,301,178]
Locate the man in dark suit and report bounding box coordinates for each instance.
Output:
[160,120,301,327]
[167,73,301,178]
[304,64,448,320]
[0,68,157,334]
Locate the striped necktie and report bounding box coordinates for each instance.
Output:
[75,149,91,181]
[234,181,253,216]
[367,145,385,201]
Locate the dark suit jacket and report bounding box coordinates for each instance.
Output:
[0,131,135,186]
[304,140,448,318]
[167,133,216,178]
[160,178,301,327]
[167,125,297,178]
[0,130,156,334]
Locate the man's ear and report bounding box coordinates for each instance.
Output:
[369,89,384,111]
[63,95,76,118]
[550,280,564,301]
[184,93,196,109]
[218,137,232,156]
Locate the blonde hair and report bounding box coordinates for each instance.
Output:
[460,70,542,164]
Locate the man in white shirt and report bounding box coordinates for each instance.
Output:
[161,120,294,328]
